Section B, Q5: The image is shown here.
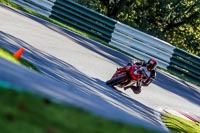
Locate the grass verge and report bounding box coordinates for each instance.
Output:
[0,84,158,133]
[0,47,40,72]
[161,113,200,133]
[158,67,200,87]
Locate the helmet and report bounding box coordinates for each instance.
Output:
[146,58,157,71]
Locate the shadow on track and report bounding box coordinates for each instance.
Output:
[0,4,129,67]
[9,4,199,107]
[154,72,200,106]
[0,31,163,129]
[0,4,199,130]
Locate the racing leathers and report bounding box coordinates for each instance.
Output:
[124,60,156,94]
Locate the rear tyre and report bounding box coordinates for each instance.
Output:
[106,75,126,86]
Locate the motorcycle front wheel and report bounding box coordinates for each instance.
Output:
[106,75,126,86]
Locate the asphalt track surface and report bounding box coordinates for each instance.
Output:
[0,5,199,132]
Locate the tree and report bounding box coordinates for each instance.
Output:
[74,0,200,56]
[160,0,200,55]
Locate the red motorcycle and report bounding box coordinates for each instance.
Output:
[106,64,147,89]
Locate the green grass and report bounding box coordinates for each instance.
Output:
[0,84,159,133]
[158,67,200,87]
[0,48,20,64]
[0,47,40,72]
[161,113,200,133]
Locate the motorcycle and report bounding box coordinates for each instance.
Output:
[106,64,147,89]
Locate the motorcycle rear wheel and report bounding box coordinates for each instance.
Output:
[106,75,126,86]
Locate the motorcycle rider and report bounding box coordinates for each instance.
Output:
[124,58,157,94]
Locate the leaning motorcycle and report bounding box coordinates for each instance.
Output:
[106,64,147,89]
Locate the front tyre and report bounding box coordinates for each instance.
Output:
[106,75,126,86]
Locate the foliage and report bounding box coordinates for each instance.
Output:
[74,0,200,56]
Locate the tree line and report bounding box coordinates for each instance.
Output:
[74,0,200,56]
